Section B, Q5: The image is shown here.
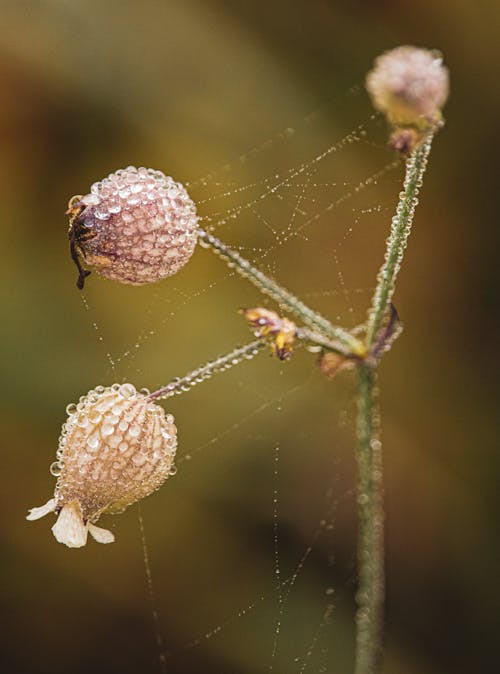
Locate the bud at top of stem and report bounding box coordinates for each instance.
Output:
[68,166,199,287]
[27,383,177,548]
[366,46,449,130]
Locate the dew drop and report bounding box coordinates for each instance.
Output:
[87,434,100,450]
[88,409,102,424]
[129,425,141,438]
[50,461,61,477]
[119,383,136,399]
[77,415,90,428]
[66,403,77,416]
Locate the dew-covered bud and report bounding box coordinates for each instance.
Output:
[27,383,178,548]
[242,307,296,360]
[366,46,449,128]
[68,166,199,288]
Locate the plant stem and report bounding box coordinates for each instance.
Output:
[366,134,434,346]
[198,228,364,355]
[354,364,384,674]
[296,326,356,357]
[148,339,266,401]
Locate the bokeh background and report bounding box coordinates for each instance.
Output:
[1,1,498,673]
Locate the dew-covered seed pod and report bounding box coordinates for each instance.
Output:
[366,46,449,128]
[27,383,177,548]
[68,166,199,288]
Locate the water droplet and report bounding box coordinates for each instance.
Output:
[66,403,77,416]
[102,423,115,437]
[88,409,102,424]
[50,461,61,477]
[129,425,140,438]
[87,434,100,450]
[119,383,136,399]
[168,465,178,476]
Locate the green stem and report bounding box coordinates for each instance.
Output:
[354,364,384,674]
[198,228,363,355]
[366,134,434,346]
[148,340,266,401]
[296,326,356,357]
[147,325,358,404]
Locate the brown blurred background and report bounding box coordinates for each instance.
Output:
[1,1,498,673]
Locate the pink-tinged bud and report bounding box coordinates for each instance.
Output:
[27,384,177,548]
[68,166,199,288]
[366,46,449,128]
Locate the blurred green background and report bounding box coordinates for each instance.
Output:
[1,1,498,673]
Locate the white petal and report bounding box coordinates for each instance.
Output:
[26,498,56,521]
[88,523,115,544]
[51,500,88,548]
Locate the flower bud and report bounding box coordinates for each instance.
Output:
[242,307,296,360]
[366,46,449,128]
[27,383,177,548]
[68,166,199,288]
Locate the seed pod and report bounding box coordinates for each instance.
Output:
[68,166,199,288]
[366,46,449,129]
[27,383,178,548]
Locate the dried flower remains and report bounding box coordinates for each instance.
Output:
[27,384,177,548]
[366,46,449,131]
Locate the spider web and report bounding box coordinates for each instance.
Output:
[77,85,401,674]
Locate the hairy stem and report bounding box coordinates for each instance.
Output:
[354,364,384,674]
[198,228,363,355]
[148,339,266,401]
[366,134,434,346]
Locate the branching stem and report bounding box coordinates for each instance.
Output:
[198,228,364,355]
[355,132,437,673]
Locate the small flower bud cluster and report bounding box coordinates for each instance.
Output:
[70,166,199,286]
[27,383,177,547]
[243,307,296,360]
[366,46,449,135]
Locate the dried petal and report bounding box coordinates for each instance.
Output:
[51,500,88,548]
[88,523,115,544]
[26,498,56,521]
